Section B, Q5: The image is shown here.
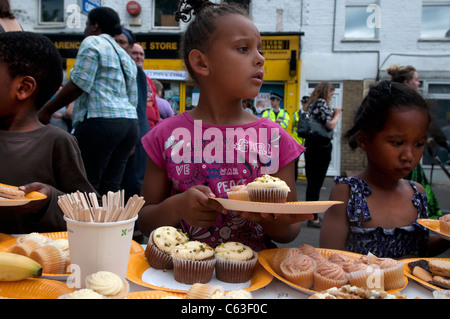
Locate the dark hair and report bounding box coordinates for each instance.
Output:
[121,27,135,46]
[88,7,122,37]
[345,80,430,150]
[0,31,63,110]
[174,0,248,80]
[305,81,335,109]
[0,0,15,19]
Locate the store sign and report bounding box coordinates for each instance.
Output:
[261,35,299,60]
[80,0,101,15]
[144,70,188,81]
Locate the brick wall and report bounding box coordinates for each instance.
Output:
[340,80,366,176]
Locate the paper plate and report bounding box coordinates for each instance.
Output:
[0,183,47,206]
[127,290,185,299]
[126,251,273,294]
[403,257,450,291]
[0,232,144,279]
[258,248,408,295]
[0,278,75,299]
[417,219,450,241]
[212,198,343,214]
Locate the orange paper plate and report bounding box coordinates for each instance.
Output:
[127,290,185,299]
[0,232,144,278]
[212,198,343,214]
[258,248,408,295]
[0,183,47,206]
[417,219,450,240]
[126,251,273,294]
[0,278,75,299]
[403,257,450,291]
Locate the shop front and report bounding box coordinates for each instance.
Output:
[47,32,303,135]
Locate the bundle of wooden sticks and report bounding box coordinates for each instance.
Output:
[58,190,145,223]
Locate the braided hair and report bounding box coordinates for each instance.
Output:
[345,80,430,150]
[174,0,249,80]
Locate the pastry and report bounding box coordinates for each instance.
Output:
[428,259,450,277]
[412,266,433,282]
[145,226,189,269]
[17,233,51,245]
[313,261,348,291]
[214,241,257,283]
[29,242,67,274]
[367,253,404,290]
[345,263,384,290]
[272,247,302,276]
[227,185,250,201]
[308,284,407,299]
[171,241,216,284]
[327,253,354,269]
[246,174,290,203]
[85,271,129,299]
[224,289,253,299]
[58,288,105,299]
[185,283,224,299]
[280,254,316,288]
[0,184,25,199]
[11,237,44,257]
[439,214,450,235]
[297,244,327,267]
[432,275,450,288]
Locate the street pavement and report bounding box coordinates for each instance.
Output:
[278,177,450,258]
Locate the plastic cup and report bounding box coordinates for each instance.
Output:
[64,215,137,288]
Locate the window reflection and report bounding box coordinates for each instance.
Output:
[345,6,375,39]
[40,0,63,23]
[421,5,450,38]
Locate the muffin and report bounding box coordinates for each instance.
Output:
[17,232,51,245]
[214,242,257,283]
[227,185,250,201]
[367,254,404,290]
[313,261,348,291]
[29,242,67,274]
[246,175,290,203]
[185,283,224,299]
[327,253,355,269]
[145,226,189,270]
[280,254,316,289]
[58,288,105,299]
[345,263,384,290]
[272,248,303,276]
[224,289,253,299]
[11,237,44,257]
[439,214,450,235]
[171,241,216,284]
[85,271,129,299]
[297,244,327,268]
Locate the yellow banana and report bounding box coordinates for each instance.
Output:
[0,252,42,281]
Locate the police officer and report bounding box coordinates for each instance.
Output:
[262,92,290,130]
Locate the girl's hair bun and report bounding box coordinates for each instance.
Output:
[175,0,216,23]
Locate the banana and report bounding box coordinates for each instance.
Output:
[0,252,42,281]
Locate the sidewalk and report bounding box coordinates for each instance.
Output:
[278,177,450,258]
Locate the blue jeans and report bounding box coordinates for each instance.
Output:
[73,117,138,196]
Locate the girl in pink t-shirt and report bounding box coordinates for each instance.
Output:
[138,0,310,251]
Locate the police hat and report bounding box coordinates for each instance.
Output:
[301,96,309,103]
[270,92,283,100]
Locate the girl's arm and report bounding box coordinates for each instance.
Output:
[137,157,226,237]
[320,182,350,250]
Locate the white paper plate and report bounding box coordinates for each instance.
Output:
[212,198,343,214]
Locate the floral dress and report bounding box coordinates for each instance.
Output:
[335,176,429,258]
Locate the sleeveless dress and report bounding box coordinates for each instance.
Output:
[335,176,429,258]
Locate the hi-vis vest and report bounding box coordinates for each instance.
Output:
[292,110,305,145]
[262,108,290,130]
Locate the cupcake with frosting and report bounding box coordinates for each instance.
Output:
[344,263,384,290]
[227,185,250,201]
[439,214,450,235]
[272,247,302,276]
[17,232,51,245]
[313,261,348,291]
[85,271,129,299]
[185,283,224,299]
[214,242,257,283]
[171,241,216,284]
[298,244,327,268]
[280,254,316,289]
[58,288,106,299]
[367,253,404,290]
[246,175,290,203]
[11,237,44,257]
[145,226,189,269]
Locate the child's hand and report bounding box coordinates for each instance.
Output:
[178,185,227,228]
[13,182,51,214]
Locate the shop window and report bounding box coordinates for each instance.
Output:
[422,82,450,166]
[421,4,450,38]
[344,4,378,39]
[39,0,64,24]
[154,0,179,28]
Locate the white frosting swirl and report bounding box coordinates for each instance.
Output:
[153,226,189,253]
[86,271,124,296]
[246,174,290,191]
[171,241,214,260]
[63,289,104,299]
[215,242,254,261]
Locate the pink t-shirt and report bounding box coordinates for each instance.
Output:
[142,112,305,251]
